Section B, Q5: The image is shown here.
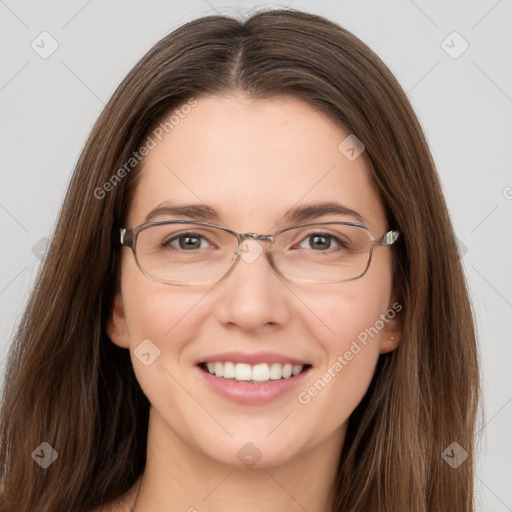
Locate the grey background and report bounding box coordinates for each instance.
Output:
[1,0,511,509]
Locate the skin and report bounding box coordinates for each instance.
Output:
[105,93,402,512]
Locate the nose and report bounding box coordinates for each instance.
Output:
[212,238,292,331]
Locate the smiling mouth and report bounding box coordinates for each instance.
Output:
[198,361,311,383]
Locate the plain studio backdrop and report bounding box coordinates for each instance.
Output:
[0,1,511,510]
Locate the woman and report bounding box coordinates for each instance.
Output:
[0,8,478,512]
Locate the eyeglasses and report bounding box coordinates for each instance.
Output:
[119,220,400,285]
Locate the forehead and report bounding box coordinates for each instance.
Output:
[127,94,387,233]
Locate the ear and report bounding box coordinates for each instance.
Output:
[379,298,404,354]
[107,291,131,349]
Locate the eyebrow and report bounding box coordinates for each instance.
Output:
[143,201,368,226]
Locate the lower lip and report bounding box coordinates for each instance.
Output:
[196,365,311,405]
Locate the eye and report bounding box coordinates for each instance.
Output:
[164,232,211,251]
[297,232,348,251]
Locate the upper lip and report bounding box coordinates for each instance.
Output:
[197,351,310,366]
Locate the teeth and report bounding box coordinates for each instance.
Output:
[235,363,252,381]
[204,362,305,381]
[224,361,236,379]
[214,362,224,377]
[252,363,270,382]
[292,365,302,376]
[282,364,293,378]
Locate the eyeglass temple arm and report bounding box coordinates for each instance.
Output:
[380,230,400,246]
[119,228,134,248]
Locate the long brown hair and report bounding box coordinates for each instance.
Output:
[0,9,478,511]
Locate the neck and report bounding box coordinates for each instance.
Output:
[133,407,344,512]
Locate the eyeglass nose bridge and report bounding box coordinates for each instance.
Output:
[236,232,275,244]
[232,232,276,260]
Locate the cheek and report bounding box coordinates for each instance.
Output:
[118,272,206,411]
[295,277,392,417]
[324,290,385,378]
[119,255,202,341]
[309,274,392,352]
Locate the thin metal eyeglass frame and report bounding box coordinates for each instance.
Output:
[118,220,400,285]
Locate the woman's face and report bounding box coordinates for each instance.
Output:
[109,93,402,469]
